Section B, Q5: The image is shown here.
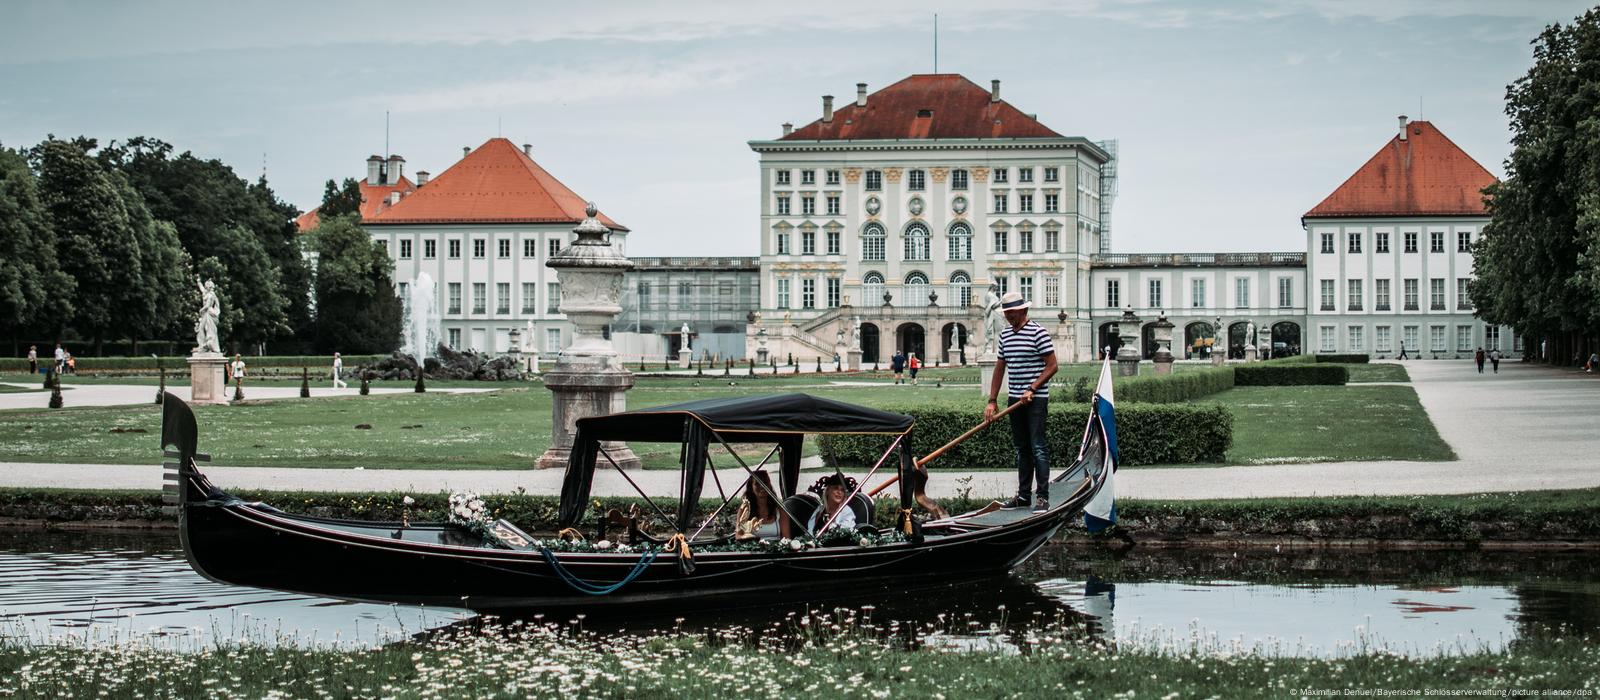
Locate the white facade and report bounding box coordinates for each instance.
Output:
[1087,253,1309,358]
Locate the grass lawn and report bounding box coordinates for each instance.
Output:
[0,372,495,389]
[1213,384,1454,465]
[0,384,43,394]
[1345,363,1411,383]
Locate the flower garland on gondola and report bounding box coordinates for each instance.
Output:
[528,526,909,554]
[447,492,493,538]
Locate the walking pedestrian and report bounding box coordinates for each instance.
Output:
[1588,352,1598,374]
[1396,341,1409,360]
[26,346,37,374]
[908,352,921,385]
[53,344,64,373]
[984,291,1059,513]
[332,352,348,389]
[890,350,906,384]
[1475,347,1486,374]
[231,354,246,388]
[1490,349,1501,374]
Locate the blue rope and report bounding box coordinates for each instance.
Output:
[540,547,659,596]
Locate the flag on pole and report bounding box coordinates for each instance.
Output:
[1084,354,1119,532]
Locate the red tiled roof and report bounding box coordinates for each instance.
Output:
[365,138,626,230]
[780,75,1062,141]
[1304,121,1496,218]
[293,176,416,233]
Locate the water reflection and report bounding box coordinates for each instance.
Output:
[0,530,1595,658]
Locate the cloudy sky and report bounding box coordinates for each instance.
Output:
[2,0,1591,256]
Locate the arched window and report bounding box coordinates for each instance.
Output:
[947,222,972,260]
[863,271,885,306]
[865,170,882,191]
[904,272,929,308]
[903,223,930,261]
[950,271,972,308]
[862,223,886,261]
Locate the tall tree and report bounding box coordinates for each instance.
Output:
[1473,8,1600,362]
[251,175,315,344]
[0,144,73,343]
[319,178,363,220]
[312,215,401,354]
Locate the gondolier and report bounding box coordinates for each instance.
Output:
[984,291,1059,512]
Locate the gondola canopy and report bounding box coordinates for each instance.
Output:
[560,394,915,529]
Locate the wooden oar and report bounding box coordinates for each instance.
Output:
[868,399,1027,497]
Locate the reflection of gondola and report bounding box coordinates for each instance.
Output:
[167,391,1114,613]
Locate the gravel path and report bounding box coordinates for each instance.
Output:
[0,360,1594,500]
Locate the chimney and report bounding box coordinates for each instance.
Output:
[856,82,868,107]
[366,155,383,186]
[388,191,401,206]
[522,143,532,156]
[462,145,471,158]
[990,79,1001,103]
[782,122,793,136]
[386,154,404,184]
[1397,115,1409,141]
[822,95,834,123]
[416,170,430,186]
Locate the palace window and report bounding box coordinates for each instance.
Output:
[1348,326,1364,352]
[1404,232,1418,253]
[1044,274,1060,307]
[802,230,816,255]
[1320,325,1336,352]
[948,223,973,260]
[1430,278,1446,310]
[908,169,926,191]
[1376,232,1390,253]
[497,239,510,258]
[1018,167,1033,183]
[801,278,816,309]
[992,167,1008,183]
[776,278,790,309]
[1235,277,1250,308]
[448,328,461,349]
[678,281,692,310]
[1430,232,1445,253]
[801,170,815,185]
[522,283,537,313]
[826,195,840,215]
[1105,279,1120,308]
[1192,278,1206,308]
[1430,325,1446,352]
[862,224,886,261]
[951,169,969,190]
[448,283,462,314]
[1018,193,1034,213]
[905,272,930,308]
[1458,231,1472,252]
[1376,279,1391,311]
[1277,277,1293,308]
[1045,193,1059,212]
[951,272,972,307]
[1403,325,1419,353]
[1404,278,1419,310]
[496,283,510,314]
[1320,232,1334,254]
[1148,279,1163,309]
[826,230,841,255]
[1044,229,1059,252]
[903,223,931,261]
[863,272,885,305]
[775,170,790,185]
[993,193,1008,213]
[1019,276,1035,303]
[1457,278,1472,310]
[472,283,486,314]
[801,195,815,215]
[826,278,840,307]
[1486,325,1500,351]
[1347,232,1362,254]
[548,238,562,258]
[547,282,561,313]
[473,239,486,258]
[398,240,412,259]
[1347,279,1363,311]
[865,170,882,191]
[1376,325,1392,352]
[1320,279,1335,311]
[1457,325,1473,352]
[1044,167,1059,182]
[826,169,840,185]
[523,239,537,258]
[776,195,791,215]
[992,229,1009,254]
[776,231,790,255]
[424,239,437,259]
[1018,229,1034,253]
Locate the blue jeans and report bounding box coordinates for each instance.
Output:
[1007,395,1050,500]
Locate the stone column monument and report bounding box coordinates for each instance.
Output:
[535,204,641,470]
[677,322,693,369]
[1151,314,1175,376]
[188,277,228,405]
[846,316,862,371]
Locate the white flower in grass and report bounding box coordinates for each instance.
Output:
[402,496,415,506]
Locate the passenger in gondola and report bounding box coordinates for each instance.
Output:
[807,472,858,534]
[734,470,780,541]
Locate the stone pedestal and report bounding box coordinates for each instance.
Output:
[536,365,641,470]
[1245,345,1258,361]
[677,348,691,369]
[187,353,228,405]
[1153,358,1174,375]
[846,349,862,371]
[1211,353,1225,367]
[978,355,1001,399]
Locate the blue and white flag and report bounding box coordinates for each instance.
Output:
[1083,354,1119,532]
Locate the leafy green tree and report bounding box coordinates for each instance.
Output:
[311,215,401,354]
[1473,8,1600,362]
[0,144,73,342]
[319,178,363,220]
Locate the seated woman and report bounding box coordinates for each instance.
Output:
[734,470,780,541]
[807,472,858,535]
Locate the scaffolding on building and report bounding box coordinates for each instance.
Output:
[1096,138,1119,254]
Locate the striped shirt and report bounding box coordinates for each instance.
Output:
[998,320,1055,398]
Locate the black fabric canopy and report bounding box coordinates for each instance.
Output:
[558,394,914,528]
[571,393,914,441]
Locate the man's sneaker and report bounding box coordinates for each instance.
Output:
[1032,497,1050,513]
[1002,496,1030,509]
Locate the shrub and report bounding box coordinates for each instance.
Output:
[1059,366,1235,404]
[1234,364,1348,386]
[0,355,386,374]
[1314,353,1371,364]
[819,401,1232,468]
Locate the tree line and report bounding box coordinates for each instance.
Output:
[1473,8,1600,365]
[0,136,400,357]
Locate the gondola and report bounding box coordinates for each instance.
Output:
[166,383,1115,614]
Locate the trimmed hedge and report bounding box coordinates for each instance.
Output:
[1314,353,1371,364]
[820,402,1232,468]
[1234,364,1348,386]
[0,355,385,374]
[1058,366,1236,404]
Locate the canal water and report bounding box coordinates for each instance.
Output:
[1,530,1595,656]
